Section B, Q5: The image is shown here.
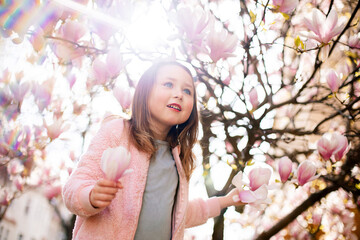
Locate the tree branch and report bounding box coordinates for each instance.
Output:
[254,184,340,240]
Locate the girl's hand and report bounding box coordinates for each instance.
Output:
[218,188,245,209]
[89,178,123,209]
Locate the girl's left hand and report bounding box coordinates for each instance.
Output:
[218,188,245,209]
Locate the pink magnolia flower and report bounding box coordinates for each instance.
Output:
[0,189,10,206]
[113,87,132,109]
[232,167,272,204]
[317,132,349,161]
[60,20,87,42]
[238,185,269,204]
[101,146,132,181]
[297,160,317,186]
[44,117,70,140]
[248,167,271,190]
[9,81,30,103]
[44,184,62,200]
[172,5,209,52]
[106,50,128,79]
[3,104,19,121]
[0,88,12,107]
[31,80,53,111]
[29,27,45,52]
[348,34,360,49]
[272,0,299,14]
[91,52,128,86]
[326,69,342,92]
[206,22,238,62]
[92,58,109,85]
[304,8,344,44]
[0,68,11,84]
[249,88,259,110]
[7,159,24,175]
[13,176,24,191]
[50,41,86,64]
[278,156,292,183]
[90,16,117,41]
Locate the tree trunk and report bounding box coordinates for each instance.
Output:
[212,209,226,240]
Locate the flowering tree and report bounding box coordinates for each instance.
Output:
[1,0,360,239]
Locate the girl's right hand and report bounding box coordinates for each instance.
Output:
[89,178,123,209]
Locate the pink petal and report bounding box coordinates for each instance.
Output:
[60,21,87,42]
[248,167,271,191]
[324,9,338,35]
[252,185,268,201]
[297,160,317,186]
[92,58,109,85]
[101,146,131,181]
[278,157,292,182]
[317,132,338,160]
[332,134,349,161]
[239,190,257,203]
[113,87,132,109]
[249,88,259,109]
[326,69,340,92]
[231,171,244,189]
[106,50,124,79]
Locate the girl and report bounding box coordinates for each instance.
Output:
[62,61,242,240]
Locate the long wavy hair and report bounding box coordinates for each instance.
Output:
[129,61,199,180]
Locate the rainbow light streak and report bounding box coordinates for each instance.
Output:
[4,105,19,122]
[36,2,59,31]
[5,128,22,151]
[1,0,124,40]
[3,1,34,30]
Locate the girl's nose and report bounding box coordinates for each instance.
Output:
[174,88,183,100]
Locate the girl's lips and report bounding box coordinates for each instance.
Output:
[167,103,182,111]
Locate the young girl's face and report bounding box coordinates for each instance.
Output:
[148,64,195,134]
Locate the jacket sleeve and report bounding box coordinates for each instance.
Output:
[185,197,221,228]
[62,119,123,218]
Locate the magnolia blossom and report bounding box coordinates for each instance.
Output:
[31,79,54,111]
[60,20,87,42]
[44,117,70,140]
[272,0,298,14]
[113,87,132,110]
[91,51,127,86]
[297,160,317,186]
[50,21,87,64]
[317,132,349,161]
[9,81,30,102]
[101,146,132,181]
[13,176,24,191]
[249,88,259,110]
[348,34,360,49]
[232,167,272,204]
[92,58,109,85]
[172,5,209,52]
[43,184,62,200]
[278,156,293,183]
[304,8,344,44]
[206,21,238,63]
[29,27,45,52]
[0,189,10,206]
[7,159,24,175]
[326,69,342,92]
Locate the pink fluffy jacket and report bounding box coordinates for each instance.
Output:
[62,118,221,240]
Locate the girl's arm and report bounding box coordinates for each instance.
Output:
[185,188,243,228]
[62,119,123,217]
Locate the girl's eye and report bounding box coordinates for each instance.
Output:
[164,82,173,88]
[184,89,192,95]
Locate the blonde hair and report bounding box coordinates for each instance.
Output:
[129,61,199,180]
